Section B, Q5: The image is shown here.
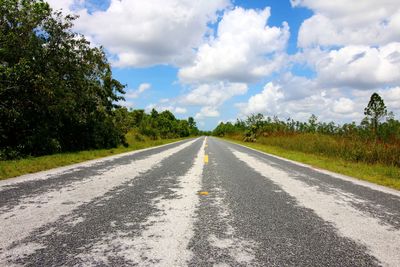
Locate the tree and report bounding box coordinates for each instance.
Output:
[188,117,196,129]
[150,108,159,118]
[130,109,197,139]
[364,93,387,136]
[246,113,264,129]
[187,117,199,135]
[307,114,318,133]
[0,0,126,158]
[130,109,145,127]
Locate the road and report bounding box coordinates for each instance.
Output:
[1,137,400,266]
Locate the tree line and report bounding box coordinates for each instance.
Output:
[0,0,199,160]
[213,93,399,143]
[212,93,400,167]
[115,108,199,141]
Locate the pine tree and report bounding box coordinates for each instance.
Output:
[364,93,387,137]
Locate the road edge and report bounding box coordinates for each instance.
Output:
[0,138,199,185]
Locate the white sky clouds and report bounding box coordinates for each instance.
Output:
[237,83,364,123]
[181,82,248,119]
[46,0,76,12]
[195,107,220,119]
[269,0,400,123]
[73,0,229,67]
[314,43,400,89]
[293,0,400,47]
[332,98,355,115]
[179,7,289,83]
[181,82,248,107]
[237,82,284,116]
[46,0,400,127]
[125,83,151,99]
[177,6,288,122]
[117,83,151,109]
[382,87,400,110]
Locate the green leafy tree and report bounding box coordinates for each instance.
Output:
[177,120,190,137]
[130,109,145,127]
[187,116,199,135]
[131,109,198,140]
[0,0,125,158]
[188,117,196,128]
[246,113,264,129]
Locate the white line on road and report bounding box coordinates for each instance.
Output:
[0,138,199,264]
[78,137,207,266]
[232,149,400,267]
[0,139,192,190]
[222,138,400,197]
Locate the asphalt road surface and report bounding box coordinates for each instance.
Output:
[1,137,400,266]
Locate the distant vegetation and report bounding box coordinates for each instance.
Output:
[0,0,199,160]
[115,108,200,142]
[213,93,400,168]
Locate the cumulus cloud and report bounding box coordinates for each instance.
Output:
[179,7,289,83]
[238,76,400,123]
[288,0,400,118]
[181,82,247,106]
[70,0,229,67]
[293,0,400,47]
[46,0,77,12]
[236,82,284,115]
[332,98,355,114]
[174,107,188,114]
[236,79,369,123]
[275,73,318,100]
[195,107,220,119]
[382,87,400,110]
[180,82,247,118]
[117,83,151,108]
[125,83,151,99]
[312,43,400,89]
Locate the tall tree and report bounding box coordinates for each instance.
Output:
[364,93,387,136]
[188,117,196,129]
[187,116,199,135]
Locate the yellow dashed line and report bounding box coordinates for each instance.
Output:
[204,154,209,163]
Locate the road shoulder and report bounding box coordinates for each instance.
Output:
[219,137,400,193]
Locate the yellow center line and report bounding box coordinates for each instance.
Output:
[204,154,209,163]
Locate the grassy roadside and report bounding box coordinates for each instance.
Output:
[0,137,189,180]
[223,137,400,191]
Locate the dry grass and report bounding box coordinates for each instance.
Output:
[256,133,400,167]
[224,135,400,191]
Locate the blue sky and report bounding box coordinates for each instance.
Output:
[48,0,400,130]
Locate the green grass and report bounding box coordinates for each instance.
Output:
[223,137,400,191]
[0,133,189,180]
